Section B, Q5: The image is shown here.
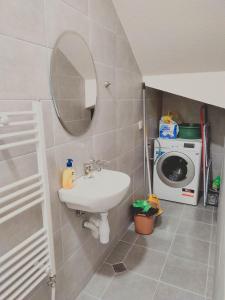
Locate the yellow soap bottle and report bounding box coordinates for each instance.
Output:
[62,159,75,189]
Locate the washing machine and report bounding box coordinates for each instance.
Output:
[153,138,202,205]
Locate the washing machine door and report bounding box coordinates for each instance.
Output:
[156,151,195,188]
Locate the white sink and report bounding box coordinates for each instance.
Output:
[58,169,130,213]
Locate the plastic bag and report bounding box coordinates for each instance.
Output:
[159,118,179,139]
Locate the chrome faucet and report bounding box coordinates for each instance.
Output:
[83,159,109,177]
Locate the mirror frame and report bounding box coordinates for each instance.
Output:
[50,30,98,136]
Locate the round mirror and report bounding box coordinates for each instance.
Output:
[50,31,97,136]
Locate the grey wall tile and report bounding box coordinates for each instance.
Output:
[116,100,134,129]
[115,69,141,99]
[93,100,117,134]
[62,0,88,15]
[45,0,89,48]
[116,36,137,71]
[116,126,135,156]
[0,0,142,299]
[95,63,115,100]
[0,0,46,45]
[93,131,117,161]
[42,100,55,148]
[89,0,117,32]
[53,229,64,270]
[90,22,116,66]
[0,36,50,100]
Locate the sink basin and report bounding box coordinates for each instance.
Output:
[58,169,130,213]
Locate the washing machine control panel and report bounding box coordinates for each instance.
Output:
[184,143,195,148]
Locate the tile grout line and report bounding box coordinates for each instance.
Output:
[79,204,216,300]
[81,290,100,300]
[132,231,213,262]
[129,268,206,299]
[122,233,140,263]
[152,205,185,299]
[98,229,140,299]
[204,221,215,299]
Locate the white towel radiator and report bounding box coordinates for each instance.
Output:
[0,101,56,300]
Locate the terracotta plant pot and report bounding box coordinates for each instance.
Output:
[134,214,154,235]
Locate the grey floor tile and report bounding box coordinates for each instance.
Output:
[170,235,210,264]
[124,245,167,280]
[121,229,138,244]
[198,196,214,211]
[128,222,135,231]
[102,271,157,300]
[155,215,179,233]
[213,211,217,225]
[106,241,131,264]
[161,255,208,295]
[177,220,212,242]
[154,282,205,300]
[182,206,213,224]
[209,243,216,267]
[76,292,98,300]
[160,200,184,218]
[135,230,174,253]
[210,225,217,243]
[206,267,215,299]
[84,264,114,298]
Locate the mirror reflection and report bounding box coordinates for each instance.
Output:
[50,31,97,136]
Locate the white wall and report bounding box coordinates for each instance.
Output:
[113,0,225,75]
[144,71,225,109]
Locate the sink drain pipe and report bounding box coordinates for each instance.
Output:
[83,212,110,244]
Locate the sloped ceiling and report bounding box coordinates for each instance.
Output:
[112,0,225,76]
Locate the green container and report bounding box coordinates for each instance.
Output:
[178,123,201,139]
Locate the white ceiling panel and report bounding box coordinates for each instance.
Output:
[113,0,225,75]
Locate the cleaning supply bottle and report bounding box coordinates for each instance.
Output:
[62,159,75,189]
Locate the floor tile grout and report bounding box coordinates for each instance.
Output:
[78,201,217,300]
[127,268,207,299]
[158,205,185,279]
[98,234,140,300]
[204,237,214,298]
[151,205,185,299]
[119,233,212,269]
[157,279,207,299]
[82,290,100,299]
